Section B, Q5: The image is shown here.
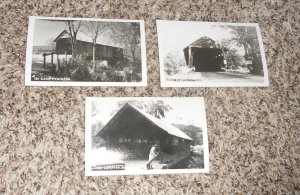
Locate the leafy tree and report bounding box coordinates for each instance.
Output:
[218,39,243,70]
[147,100,172,119]
[91,120,105,148]
[109,23,141,72]
[91,101,98,117]
[173,124,203,145]
[110,100,173,119]
[110,100,143,116]
[113,23,140,60]
[225,48,243,69]
[190,36,216,48]
[164,51,186,75]
[123,23,140,62]
[187,153,204,169]
[225,26,263,75]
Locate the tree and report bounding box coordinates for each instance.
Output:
[225,48,243,69]
[110,23,141,70]
[65,20,82,57]
[218,39,243,70]
[164,51,186,75]
[110,100,144,116]
[225,26,263,75]
[125,23,140,63]
[146,100,173,119]
[91,101,98,117]
[172,124,203,145]
[110,100,173,119]
[190,36,216,48]
[82,21,112,70]
[91,120,105,148]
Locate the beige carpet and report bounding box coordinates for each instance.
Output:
[0,0,299,194]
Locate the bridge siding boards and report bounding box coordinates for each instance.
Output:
[54,30,124,60]
[97,103,193,160]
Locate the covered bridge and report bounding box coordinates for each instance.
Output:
[183,36,224,72]
[97,103,193,160]
[53,30,124,60]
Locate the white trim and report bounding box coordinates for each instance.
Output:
[30,15,144,23]
[25,16,147,87]
[157,20,269,87]
[85,97,210,176]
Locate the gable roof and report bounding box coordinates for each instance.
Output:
[97,103,193,141]
[184,36,217,51]
[53,30,70,42]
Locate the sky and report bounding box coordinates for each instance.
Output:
[157,21,245,57]
[32,19,124,47]
[33,19,67,46]
[90,98,206,129]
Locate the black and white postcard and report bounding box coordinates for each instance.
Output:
[157,20,269,87]
[85,97,209,176]
[25,16,147,86]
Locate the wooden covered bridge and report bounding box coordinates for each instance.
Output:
[41,30,124,67]
[183,36,225,72]
[53,30,124,60]
[97,103,193,169]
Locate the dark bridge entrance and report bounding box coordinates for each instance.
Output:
[192,48,223,72]
[184,47,224,72]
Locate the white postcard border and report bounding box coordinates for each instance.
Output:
[85,97,210,176]
[157,20,269,87]
[25,16,147,87]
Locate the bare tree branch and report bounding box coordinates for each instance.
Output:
[65,20,82,57]
[82,21,112,69]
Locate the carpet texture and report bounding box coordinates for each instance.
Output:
[0,0,299,194]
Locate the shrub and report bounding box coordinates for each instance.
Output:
[187,153,204,169]
[65,56,93,81]
[164,51,186,75]
[104,67,123,82]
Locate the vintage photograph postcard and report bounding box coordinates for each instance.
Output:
[157,20,269,87]
[25,16,147,86]
[85,97,209,176]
